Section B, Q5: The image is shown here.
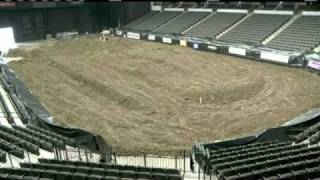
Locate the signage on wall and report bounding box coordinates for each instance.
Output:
[148,35,156,41]
[162,37,172,44]
[307,59,320,70]
[127,32,140,40]
[260,51,290,64]
[228,47,246,56]
[116,30,122,36]
[193,43,199,49]
[180,40,187,46]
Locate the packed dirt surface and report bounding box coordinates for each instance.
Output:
[8,35,320,155]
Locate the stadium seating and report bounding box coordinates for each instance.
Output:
[296,121,320,144]
[0,123,76,163]
[184,12,246,39]
[217,144,320,180]
[219,13,291,44]
[0,159,182,180]
[123,11,159,29]
[122,3,320,53]
[26,124,75,146]
[266,15,320,51]
[155,11,210,34]
[193,140,320,180]
[133,11,182,31]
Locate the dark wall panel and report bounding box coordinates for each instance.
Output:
[45,9,75,35]
[124,2,150,25]
[0,2,149,41]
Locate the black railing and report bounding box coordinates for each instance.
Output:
[54,147,214,179]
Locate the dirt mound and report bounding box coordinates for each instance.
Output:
[9,36,320,155]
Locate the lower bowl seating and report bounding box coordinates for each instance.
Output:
[0,159,183,180]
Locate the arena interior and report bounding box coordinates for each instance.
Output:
[0,1,320,180]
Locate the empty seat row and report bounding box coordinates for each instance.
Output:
[296,122,320,143]
[266,15,320,51]
[19,163,181,180]
[38,159,180,175]
[210,142,306,166]
[0,149,6,163]
[208,141,291,159]
[212,144,320,175]
[0,125,53,152]
[13,125,65,149]
[222,156,320,180]
[0,130,39,155]
[123,11,159,29]
[155,11,210,34]
[0,138,24,159]
[219,13,291,44]
[0,173,52,180]
[184,12,246,39]
[220,156,320,179]
[133,11,182,31]
[0,158,182,180]
[207,140,287,157]
[26,124,75,146]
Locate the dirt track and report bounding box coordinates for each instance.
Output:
[8,35,320,155]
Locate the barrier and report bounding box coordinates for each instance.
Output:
[164,8,184,12]
[56,31,78,39]
[116,29,306,70]
[217,9,248,14]
[148,34,156,41]
[193,43,199,49]
[187,8,213,13]
[180,40,187,46]
[228,47,246,56]
[307,59,320,71]
[162,37,172,44]
[115,30,123,36]
[260,51,290,64]
[254,10,293,15]
[111,150,209,179]
[302,11,320,16]
[127,32,141,40]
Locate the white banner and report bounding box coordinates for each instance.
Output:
[116,30,122,36]
[180,40,187,46]
[302,11,320,16]
[193,43,199,49]
[254,10,293,15]
[148,35,156,41]
[162,37,172,44]
[260,51,290,64]
[151,6,161,11]
[217,9,248,13]
[228,47,246,56]
[188,8,212,12]
[164,8,184,12]
[127,32,141,40]
[307,59,320,70]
